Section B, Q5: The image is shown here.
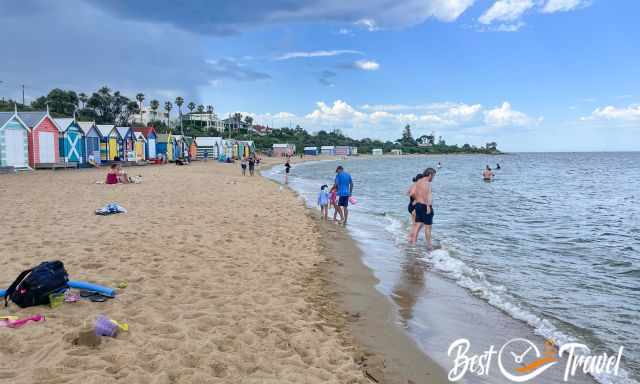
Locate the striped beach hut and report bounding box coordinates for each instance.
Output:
[78,121,102,165]
[116,127,135,161]
[19,109,62,167]
[184,137,197,160]
[56,118,85,164]
[195,137,222,160]
[221,139,234,160]
[133,127,157,160]
[238,140,254,158]
[272,143,295,157]
[134,131,146,161]
[335,145,351,156]
[0,110,30,169]
[97,125,121,161]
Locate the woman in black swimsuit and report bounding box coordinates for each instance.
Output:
[408,173,423,220]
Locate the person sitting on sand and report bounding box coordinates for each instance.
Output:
[483,165,494,181]
[317,185,329,221]
[117,164,130,184]
[106,164,119,184]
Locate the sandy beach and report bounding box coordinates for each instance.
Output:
[0,159,445,384]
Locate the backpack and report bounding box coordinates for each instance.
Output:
[4,261,69,308]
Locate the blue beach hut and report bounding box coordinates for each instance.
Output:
[55,118,85,164]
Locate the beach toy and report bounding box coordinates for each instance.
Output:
[5,315,45,328]
[110,319,129,332]
[64,292,80,303]
[95,315,118,337]
[349,197,357,204]
[117,281,128,289]
[49,293,65,308]
[68,281,116,298]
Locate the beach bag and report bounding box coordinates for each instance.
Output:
[4,261,69,308]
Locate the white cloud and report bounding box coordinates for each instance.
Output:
[353,60,380,71]
[493,21,525,31]
[541,0,589,13]
[305,100,367,121]
[354,18,380,31]
[337,28,352,35]
[479,0,535,25]
[484,102,537,126]
[276,50,362,60]
[427,0,477,22]
[582,104,640,121]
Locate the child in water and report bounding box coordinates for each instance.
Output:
[317,185,329,220]
[329,185,343,223]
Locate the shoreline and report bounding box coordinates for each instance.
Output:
[264,157,448,384]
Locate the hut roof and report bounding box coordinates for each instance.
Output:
[97,124,116,137]
[0,112,14,128]
[17,111,48,128]
[116,126,132,138]
[134,132,146,142]
[133,127,156,138]
[54,118,75,133]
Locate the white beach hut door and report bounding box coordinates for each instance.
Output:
[5,129,26,166]
[39,132,55,163]
[148,138,156,158]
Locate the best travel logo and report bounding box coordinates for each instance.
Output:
[447,337,624,382]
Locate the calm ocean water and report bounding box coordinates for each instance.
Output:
[266,153,640,384]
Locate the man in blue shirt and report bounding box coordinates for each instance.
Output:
[334,165,353,225]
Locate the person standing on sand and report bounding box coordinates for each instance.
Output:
[483,165,494,181]
[317,185,329,220]
[284,159,291,184]
[409,168,436,250]
[329,185,343,222]
[248,156,255,176]
[240,157,247,176]
[334,165,353,226]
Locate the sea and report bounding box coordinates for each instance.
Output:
[265,152,639,384]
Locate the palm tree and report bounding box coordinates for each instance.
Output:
[206,105,213,114]
[174,97,184,134]
[135,93,145,123]
[197,104,205,113]
[187,102,196,114]
[164,101,173,130]
[150,99,160,124]
[78,93,88,109]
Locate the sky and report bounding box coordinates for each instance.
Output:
[0,0,638,151]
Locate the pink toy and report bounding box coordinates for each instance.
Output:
[4,315,45,328]
[349,196,357,204]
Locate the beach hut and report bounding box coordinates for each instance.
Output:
[390,149,402,156]
[184,137,197,160]
[0,110,30,169]
[320,146,335,156]
[19,109,62,167]
[96,125,121,161]
[273,143,295,157]
[304,146,319,156]
[238,140,254,158]
[133,127,157,160]
[156,133,174,161]
[134,132,146,161]
[351,147,359,155]
[372,148,383,156]
[116,127,135,161]
[195,137,222,160]
[335,146,351,156]
[79,121,102,165]
[56,118,85,164]
[221,139,235,160]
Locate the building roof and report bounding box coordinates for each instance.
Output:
[304,146,318,150]
[77,121,97,135]
[133,127,156,138]
[54,118,75,133]
[0,112,14,128]
[17,111,48,128]
[115,126,132,138]
[134,132,146,142]
[96,124,116,137]
[156,133,171,141]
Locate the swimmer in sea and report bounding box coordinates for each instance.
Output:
[483,165,494,181]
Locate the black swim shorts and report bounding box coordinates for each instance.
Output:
[414,203,434,225]
[338,195,349,207]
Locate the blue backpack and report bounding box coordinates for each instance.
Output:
[4,261,69,308]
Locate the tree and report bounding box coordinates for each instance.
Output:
[121,101,139,125]
[175,96,184,134]
[197,104,205,113]
[135,93,145,123]
[399,124,416,146]
[30,89,79,117]
[85,87,132,124]
[206,105,213,114]
[149,99,160,122]
[164,101,173,130]
[187,102,196,114]
[244,115,253,127]
[78,93,88,109]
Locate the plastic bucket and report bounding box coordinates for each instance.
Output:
[95,315,118,337]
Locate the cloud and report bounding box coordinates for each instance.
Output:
[541,0,589,13]
[87,1,477,35]
[354,18,380,31]
[276,50,363,60]
[581,104,640,121]
[206,59,271,82]
[318,70,337,87]
[493,21,525,31]
[306,100,367,121]
[479,0,535,25]
[353,60,380,71]
[337,28,353,35]
[483,102,538,126]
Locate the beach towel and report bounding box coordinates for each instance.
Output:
[95,203,127,215]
